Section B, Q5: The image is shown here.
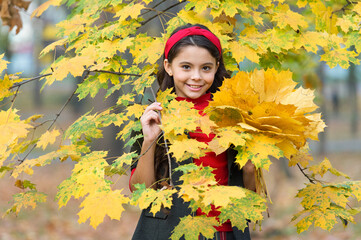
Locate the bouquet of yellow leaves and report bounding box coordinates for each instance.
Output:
[205,68,326,198]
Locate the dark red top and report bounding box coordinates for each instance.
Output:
[177,93,232,232]
[130,93,232,232]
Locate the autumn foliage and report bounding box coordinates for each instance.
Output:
[1,0,361,239]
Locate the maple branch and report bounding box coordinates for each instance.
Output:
[11,86,20,104]
[297,163,316,184]
[18,71,88,164]
[9,73,52,90]
[91,70,141,77]
[140,0,186,27]
[332,0,358,15]
[140,0,168,17]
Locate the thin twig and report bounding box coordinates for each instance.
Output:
[332,0,358,15]
[140,0,168,17]
[297,163,315,184]
[113,131,163,186]
[18,71,89,164]
[140,0,186,27]
[11,86,20,104]
[9,73,52,90]
[149,87,174,187]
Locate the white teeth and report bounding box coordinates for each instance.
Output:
[189,85,201,88]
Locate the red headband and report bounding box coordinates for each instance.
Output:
[164,26,222,59]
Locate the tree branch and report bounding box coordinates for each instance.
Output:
[9,73,52,90]
[18,71,89,164]
[332,0,358,15]
[297,163,315,184]
[140,0,168,17]
[140,0,186,27]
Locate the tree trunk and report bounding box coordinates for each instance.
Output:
[347,46,358,136]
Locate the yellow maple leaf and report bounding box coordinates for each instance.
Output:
[5,191,47,216]
[320,48,359,69]
[179,166,217,187]
[126,104,146,119]
[116,93,135,106]
[39,38,67,58]
[308,158,349,179]
[209,127,250,155]
[297,183,350,212]
[37,129,60,150]
[130,35,163,65]
[72,151,110,194]
[12,150,65,178]
[202,185,246,207]
[236,134,283,170]
[161,100,199,136]
[272,4,308,31]
[114,3,145,22]
[149,188,177,216]
[280,87,318,114]
[198,114,217,136]
[171,215,218,240]
[168,135,208,162]
[287,142,312,167]
[0,53,9,74]
[309,2,338,34]
[294,31,328,54]
[31,0,63,17]
[45,55,94,85]
[178,184,202,202]
[336,15,360,33]
[78,189,129,229]
[0,75,14,100]
[56,13,92,37]
[92,37,134,62]
[157,88,177,105]
[229,41,259,64]
[353,2,361,15]
[0,109,32,167]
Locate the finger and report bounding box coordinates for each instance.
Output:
[141,111,160,125]
[144,102,162,113]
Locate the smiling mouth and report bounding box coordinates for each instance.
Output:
[187,84,202,89]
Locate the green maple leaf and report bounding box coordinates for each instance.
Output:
[218,191,266,231]
[5,191,47,216]
[170,215,218,240]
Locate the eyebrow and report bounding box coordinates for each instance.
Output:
[178,61,215,66]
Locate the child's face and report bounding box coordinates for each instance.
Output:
[164,46,218,99]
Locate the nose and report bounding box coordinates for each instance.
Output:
[191,70,201,80]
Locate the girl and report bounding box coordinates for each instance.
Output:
[129,24,256,240]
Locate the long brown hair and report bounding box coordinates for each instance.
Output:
[154,24,230,188]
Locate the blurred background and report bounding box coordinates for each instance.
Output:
[0,1,361,239]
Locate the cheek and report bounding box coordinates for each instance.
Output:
[205,73,216,85]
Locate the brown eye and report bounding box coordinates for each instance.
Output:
[203,66,211,71]
[182,65,190,70]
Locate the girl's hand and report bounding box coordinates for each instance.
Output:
[140,102,162,143]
